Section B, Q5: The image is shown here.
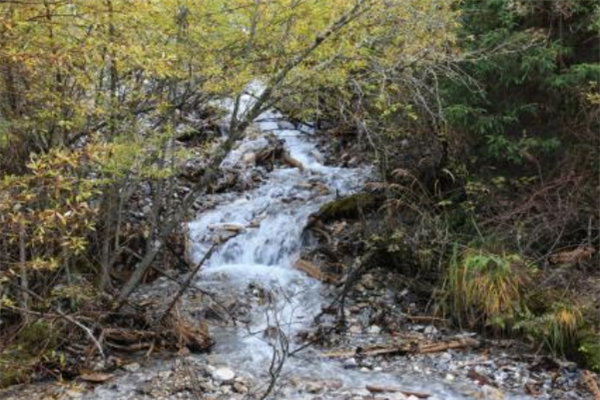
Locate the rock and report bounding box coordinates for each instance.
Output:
[241,152,257,165]
[311,192,382,224]
[347,156,360,167]
[476,385,505,400]
[158,370,173,379]
[445,373,455,382]
[66,390,84,399]
[123,362,141,372]
[324,379,343,390]
[212,367,236,384]
[423,325,438,335]
[349,324,362,334]
[233,382,248,394]
[220,385,232,394]
[343,357,359,369]
[368,325,382,335]
[305,381,324,394]
[360,273,376,290]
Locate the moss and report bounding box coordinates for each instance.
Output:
[578,333,600,372]
[0,359,33,388]
[0,321,64,388]
[315,192,381,222]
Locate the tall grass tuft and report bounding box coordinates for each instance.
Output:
[444,246,535,331]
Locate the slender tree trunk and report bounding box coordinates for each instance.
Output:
[19,223,28,317]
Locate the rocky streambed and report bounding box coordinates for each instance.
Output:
[2,97,598,400]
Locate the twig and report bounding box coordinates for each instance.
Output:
[159,243,218,321]
[8,282,106,359]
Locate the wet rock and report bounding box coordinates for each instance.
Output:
[343,357,359,369]
[241,152,257,165]
[211,367,235,384]
[233,382,248,394]
[360,273,376,290]
[304,381,324,393]
[423,325,438,335]
[368,325,382,335]
[476,385,505,400]
[66,390,83,399]
[123,362,141,372]
[349,324,362,334]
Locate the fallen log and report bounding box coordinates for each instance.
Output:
[323,337,479,358]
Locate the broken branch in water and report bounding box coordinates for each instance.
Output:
[322,337,479,358]
[366,385,431,398]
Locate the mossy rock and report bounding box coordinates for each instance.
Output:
[314,192,382,222]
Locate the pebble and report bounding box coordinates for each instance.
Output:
[211,367,236,384]
[343,358,359,369]
[477,385,505,400]
[386,394,408,400]
[305,381,323,393]
[233,382,248,394]
[349,325,362,334]
[123,362,141,372]
[368,325,382,335]
[423,325,438,335]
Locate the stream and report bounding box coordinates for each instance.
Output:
[7,91,547,400]
[88,90,535,400]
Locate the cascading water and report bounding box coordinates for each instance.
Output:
[187,105,368,373]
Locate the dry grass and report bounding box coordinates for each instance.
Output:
[443,247,535,331]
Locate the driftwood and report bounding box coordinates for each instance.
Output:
[102,314,213,354]
[366,385,430,398]
[468,369,496,387]
[294,259,338,283]
[323,337,479,358]
[80,373,115,383]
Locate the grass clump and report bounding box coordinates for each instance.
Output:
[0,320,65,388]
[444,247,535,331]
